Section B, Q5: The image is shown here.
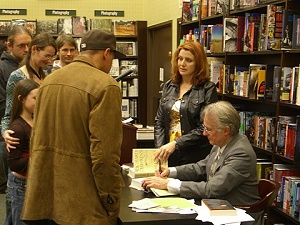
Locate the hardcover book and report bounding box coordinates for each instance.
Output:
[130,148,167,178]
[292,14,300,49]
[223,17,237,52]
[243,13,260,52]
[72,16,87,35]
[201,199,237,216]
[26,20,37,35]
[182,0,192,22]
[236,16,245,52]
[57,18,73,34]
[281,10,299,49]
[0,20,12,34]
[210,24,223,53]
[114,20,136,35]
[37,20,57,34]
[116,42,137,56]
[90,18,112,32]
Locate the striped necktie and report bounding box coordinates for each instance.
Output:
[208,147,221,180]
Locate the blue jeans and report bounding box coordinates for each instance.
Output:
[7,172,26,225]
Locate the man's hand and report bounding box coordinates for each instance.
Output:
[141,176,169,191]
[3,130,19,151]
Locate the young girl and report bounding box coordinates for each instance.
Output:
[6,79,39,225]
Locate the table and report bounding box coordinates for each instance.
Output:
[117,169,209,225]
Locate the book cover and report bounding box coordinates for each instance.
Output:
[131,148,167,178]
[281,10,299,49]
[182,0,192,22]
[114,20,136,36]
[201,0,208,18]
[116,42,137,56]
[201,199,237,216]
[57,18,72,34]
[208,0,216,16]
[37,20,57,34]
[243,13,260,52]
[223,17,237,52]
[0,20,12,34]
[258,14,267,51]
[290,67,299,104]
[274,8,284,50]
[192,0,199,21]
[248,64,266,99]
[280,67,292,102]
[72,16,87,35]
[26,20,37,35]
[90,18,112,32]
[257,69,266,100]
[292,14,300,49]
[236,16,245,52]
[122,99,130,118]
[216,0,229,15]
[265,5,284,50]
[272,66,281,102]
[256,161,272,179]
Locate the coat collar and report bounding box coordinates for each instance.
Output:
[73,56,97,69]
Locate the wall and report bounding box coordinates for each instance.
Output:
[1,0,182,50]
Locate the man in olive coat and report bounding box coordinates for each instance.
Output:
[22,29,126,225]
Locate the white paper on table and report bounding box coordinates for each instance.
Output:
[195,206,254,225]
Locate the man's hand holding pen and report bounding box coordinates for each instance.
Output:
[141,165,170,191]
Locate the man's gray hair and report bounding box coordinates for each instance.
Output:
[202,101,241,136]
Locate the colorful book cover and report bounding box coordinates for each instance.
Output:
[248,64,266,100]
[236,16,245,52]
[210,24,223,53]
[281,10,299,49]
[292,14,300,49]
[90,18,112,32]
[243,12,260,52]
[37,20,57,34]
[182,1,192,22]
[223,17,237,52]
[257,69,266,100]
[72,16,87,36]
[57,18,72,34]
[114,20,136,36]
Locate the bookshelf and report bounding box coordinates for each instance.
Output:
[0,20,147,126]
[179,0,300,224]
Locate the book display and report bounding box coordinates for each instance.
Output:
[0,19,147,126]
[179,0,300,224]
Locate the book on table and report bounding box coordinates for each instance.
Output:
[201,199,237,216]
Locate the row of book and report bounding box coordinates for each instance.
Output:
[0,18,137,36]
[200,0,290,18]
[200,5,300,53]
[209,61,300,105]
[121,98,138,118]
[121,79,139,98]
[239,111,300,161]
[271,164,300,220]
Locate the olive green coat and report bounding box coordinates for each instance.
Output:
[22,56,123,225]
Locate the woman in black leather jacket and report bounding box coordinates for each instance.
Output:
[154,41,218,167]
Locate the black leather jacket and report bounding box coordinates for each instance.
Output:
[154,79,218,166]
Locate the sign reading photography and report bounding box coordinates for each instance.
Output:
[0,9,27,15]
[94,10,124,17]
[45,10,76,16]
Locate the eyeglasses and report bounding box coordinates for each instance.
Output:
[16,44,29,49]
[43,54,57,61]
[37,47,57,61]
[202,124,213,134]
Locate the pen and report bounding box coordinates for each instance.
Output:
[158,159,162,174]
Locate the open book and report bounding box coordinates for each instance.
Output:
[129,177,176,197]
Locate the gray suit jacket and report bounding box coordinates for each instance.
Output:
[174,134,260,206]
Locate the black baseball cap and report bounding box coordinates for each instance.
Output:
[80,29,126,59]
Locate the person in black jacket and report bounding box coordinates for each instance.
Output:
[154,41,218,167]
[0,25,32,225]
